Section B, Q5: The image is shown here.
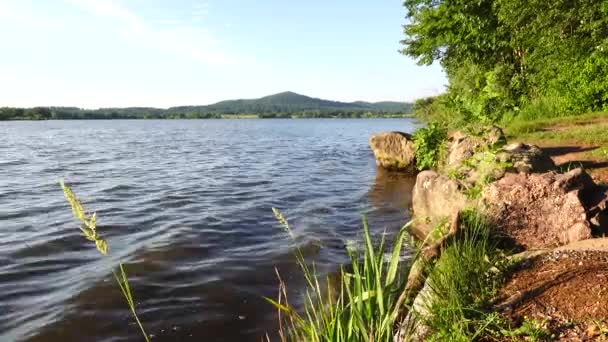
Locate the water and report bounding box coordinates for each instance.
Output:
[0,119,419,341]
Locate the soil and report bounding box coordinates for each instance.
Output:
[541,145,608,184]
[497,250,608,341]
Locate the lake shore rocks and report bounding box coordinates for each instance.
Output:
[369,131,416,172]
[446,125,506,167]
[411,170,470,240]
[500,142,556,174]
[482,168,594,249]
[380,125,608,341]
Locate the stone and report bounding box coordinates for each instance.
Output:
[450,151,508,188]
[446,125,506,167]
[394,280,433,342]
[500,142,556,173]
[369,131,416,172]
[482,168,594,249]
[411,170,470,240]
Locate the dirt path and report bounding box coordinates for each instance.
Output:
[498,249,608,341]
[508,113,608,184]
[540,144,608,184]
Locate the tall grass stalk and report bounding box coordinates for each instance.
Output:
[60,181,150,342]
[268,208,414,341]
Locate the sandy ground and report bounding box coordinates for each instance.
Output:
[498,239,608,341]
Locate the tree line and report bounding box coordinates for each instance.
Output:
[0,106,411,120]
[402,0,608,125]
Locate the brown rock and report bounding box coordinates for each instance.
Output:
[501,142,556,173]
[369,131,416,172]
[482,168,593,249]
[411,170,470,240]
[446,125,505,167]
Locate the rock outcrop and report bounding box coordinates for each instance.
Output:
[446,126,506,167]
[499,142,556,174]
[369,132,416,172]
[411,170,470,240]
[482,168,594,249]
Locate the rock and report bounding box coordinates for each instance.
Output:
[394,280,433,342]
[446,126,506,167]
[482,168,594,249]
[500,142,556,173]
[411,170,470,240]
[451,151,508,188]
[582,185,608,234]
[369,132,416,171]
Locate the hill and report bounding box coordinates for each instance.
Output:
[169,91,413,116]
[0,92,413,120]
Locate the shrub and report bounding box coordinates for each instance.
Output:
[413,123,448,170]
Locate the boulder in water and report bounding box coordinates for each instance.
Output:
[369,132,416,172]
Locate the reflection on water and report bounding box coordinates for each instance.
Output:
[368,167,417,213]
[0,119,418,341]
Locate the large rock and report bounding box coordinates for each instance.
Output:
[412,170,470,240]
[450,151,508,188]
[482,168,594,249]
[500,142,556,174]
[446,126,506,167]
[369,132,416,172]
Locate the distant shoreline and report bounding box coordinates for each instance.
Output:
[0,113,415,121]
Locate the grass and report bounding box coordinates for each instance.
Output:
[59,182,555,341]
[268,208,415,342]
[505,111,608,172]
[504,111,608,137]
[513,123,608,146]
[220,114,260,119]
[422,210,510,341]
[502,318,550,341]
[267,207,550,341]
[60,181,150,342]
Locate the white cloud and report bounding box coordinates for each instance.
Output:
[0,0,62,29]
[66,0,143,30]
[64,0,236,66]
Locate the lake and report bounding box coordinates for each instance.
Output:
[0,119,418,341]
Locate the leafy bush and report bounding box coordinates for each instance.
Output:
[413,123,448,170]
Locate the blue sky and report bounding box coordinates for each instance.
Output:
[0,0,446,108]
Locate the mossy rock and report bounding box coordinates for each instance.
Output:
[369,131,416,172]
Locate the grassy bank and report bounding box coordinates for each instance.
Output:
[504,111,608,183]
[268,207,559,341]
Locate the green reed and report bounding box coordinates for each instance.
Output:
[267,208,414,342]
[60,181,150,342]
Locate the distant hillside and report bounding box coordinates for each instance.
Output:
[0,92,413,120]
[169,91,413,115]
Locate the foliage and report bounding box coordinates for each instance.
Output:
[267,208,414,342]
[402,0,608,125]
[60,181,150,342]
[412,123,448,170]
[457,150,512,199]
[423,210,510,341]
[502,318,550,341]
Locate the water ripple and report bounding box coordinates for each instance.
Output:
[0,119,419,342]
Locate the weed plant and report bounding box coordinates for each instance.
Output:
[60,181,150,342]
[267,208,414,342]
[423,210,509,341]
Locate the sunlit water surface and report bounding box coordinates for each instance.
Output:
[0,119,419,341]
